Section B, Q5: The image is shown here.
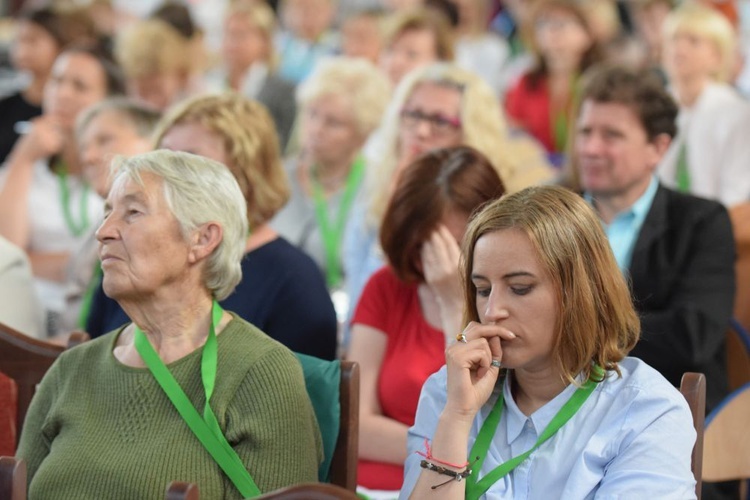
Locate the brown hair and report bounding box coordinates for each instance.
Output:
[461,185,640,383]
[381,146,505,283]
[579,64,677,141]
[153,93,289,229]
[383,7,455,61]
[525,0,603,86]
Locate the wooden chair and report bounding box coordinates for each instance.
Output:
[0,456,26,500]
[0,322,89,448]
[702,382,750,499]
[165,481,200,500]
[329,360,359,491]
[680,372,706,500]
[727,319,750,391]
[255,482,361,499]
[164,481,359,500]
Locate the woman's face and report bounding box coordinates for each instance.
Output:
[78,110,152,198]
[301,93,363,167]
[97,172,197,301]
[533,8,592,72]
[159,121,230,167]
[127,72,185,112]
[663,30,721,82]
[398,82,463,165]
[470,228,559,374]
[222,14,268,71]
[43,52,108,131]
[379,28,438,85]
[11,20,60,76]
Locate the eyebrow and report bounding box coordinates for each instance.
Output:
[104,192,147,212]
[470,271,536,281]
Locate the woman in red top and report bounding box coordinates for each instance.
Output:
[347,146,505,493]
[505,0,602,164]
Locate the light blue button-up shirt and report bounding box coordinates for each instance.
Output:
[401,358,696,499]
[585,176,659,273]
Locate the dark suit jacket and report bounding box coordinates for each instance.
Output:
[628,185,735,411]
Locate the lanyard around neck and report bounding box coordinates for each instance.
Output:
[55,161,90,238]
[133,301,261,498]
[310,155,365,289]
[465,366,603,499]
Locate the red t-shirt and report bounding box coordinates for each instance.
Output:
[352,267,446,490]
[505,73,555,153]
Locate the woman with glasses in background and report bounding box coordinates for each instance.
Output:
[343,63,554,344]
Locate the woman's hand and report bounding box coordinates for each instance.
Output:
[12,116,65,164]
[443,322,515,422]
[422,225,464,341]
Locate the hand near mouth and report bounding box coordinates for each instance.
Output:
[443,321,516,420]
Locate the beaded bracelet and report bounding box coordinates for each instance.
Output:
[420,459,473,490]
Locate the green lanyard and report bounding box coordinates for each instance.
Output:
[310,156,365,289]
[55,162,91,237]
[465,367,603,499]
[134,301,261,498]
[675,141,691,192]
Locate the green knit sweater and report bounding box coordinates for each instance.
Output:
[17,315,323,499]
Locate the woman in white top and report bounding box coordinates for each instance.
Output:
[0,44,123,333]
[658,2,750,207]
[402,186,696,499]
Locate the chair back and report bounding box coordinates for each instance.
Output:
[295,354,359,491]
[680,372,706,500]
[0,456,26,500]
[165,481,200,500]
[330,361,359,491]
[255,482,360,499]
[0,374,17,456]
[727,319,750,391]
[0,322,88,447]
[703,382,750,484]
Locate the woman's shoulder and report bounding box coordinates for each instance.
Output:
[597,357,692,422]
[220,315,301,366]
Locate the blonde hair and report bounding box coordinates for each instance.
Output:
[383,7,455,61]
[462,185,640,383]
[225,0,277,67]
[153,93,289,229]
[366,63,553,225]
[297,56,391,136]
[663,2,737,83]
[115,19,191,78]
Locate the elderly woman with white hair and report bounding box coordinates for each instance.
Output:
[271,57,391,302]
[17,150,322,499]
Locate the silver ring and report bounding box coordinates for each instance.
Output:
[456,333,468,343]
[491,359,502,368]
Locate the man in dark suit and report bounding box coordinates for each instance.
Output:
[573,65,735,412]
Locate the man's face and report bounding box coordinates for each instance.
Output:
[575,99,666,199]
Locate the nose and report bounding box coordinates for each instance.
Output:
[95,213,117,243]
[483,293,510,324]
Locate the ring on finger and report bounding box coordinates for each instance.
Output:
[491,359,502,368]
[456,333,468,344]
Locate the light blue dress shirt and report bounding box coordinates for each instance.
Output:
[401,358,696,499]
[585,176,659,272]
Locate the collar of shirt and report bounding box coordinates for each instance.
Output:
[502,371,585,446]
[584,175,659,271]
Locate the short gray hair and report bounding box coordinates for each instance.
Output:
[111,150,248,300]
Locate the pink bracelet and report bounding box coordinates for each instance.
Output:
[415,438,469,469]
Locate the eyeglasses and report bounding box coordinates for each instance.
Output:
[400,108,462,135]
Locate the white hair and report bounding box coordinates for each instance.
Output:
[111,150,248,300]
